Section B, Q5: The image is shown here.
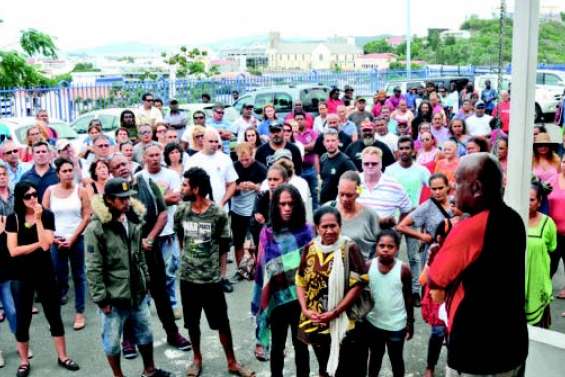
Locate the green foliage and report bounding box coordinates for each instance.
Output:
[0,51,51,87]
[389,61,423,70]
[368,15,565,66]
[20,29,58,58]
[363,38,393,54]
[162,46,211,77]
[72,62,100,72]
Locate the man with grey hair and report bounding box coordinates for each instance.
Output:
[313,113,352,158]
[428,153,528,377]
[319,128,356,205]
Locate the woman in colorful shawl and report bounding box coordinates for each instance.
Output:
[296,206,368,377]
[526,179,557,328]
[251,184,313,377]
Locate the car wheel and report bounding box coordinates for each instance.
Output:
[535,103,543,123]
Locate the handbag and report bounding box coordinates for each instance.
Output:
[343,241,374,322]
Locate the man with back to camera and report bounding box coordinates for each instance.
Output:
[428,153,528,377]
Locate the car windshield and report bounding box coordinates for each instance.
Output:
[300,87,329,112]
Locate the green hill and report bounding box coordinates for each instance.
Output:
[364,15,565,66]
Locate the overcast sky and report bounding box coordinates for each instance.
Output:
[1,0,564,51]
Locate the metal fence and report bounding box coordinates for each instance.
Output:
[0,65,545,123]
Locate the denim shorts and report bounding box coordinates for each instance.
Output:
[100,296,153,356]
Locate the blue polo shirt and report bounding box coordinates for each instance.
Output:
[210,119,237,154]
[20,165,59,201]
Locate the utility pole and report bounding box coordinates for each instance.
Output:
[406,0,412,79]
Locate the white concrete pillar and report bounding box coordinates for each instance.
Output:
[504,0,539,223]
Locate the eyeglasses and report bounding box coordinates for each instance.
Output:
[96,144,110,148]
[363,162,379,167]
[23,192,38,200]
[4,149,18,155]
[140,130,152,135]
[193,116,205,120]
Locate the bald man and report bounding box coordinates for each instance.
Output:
[428,153,528,377]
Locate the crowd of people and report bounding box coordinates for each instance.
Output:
[0,80,563,377]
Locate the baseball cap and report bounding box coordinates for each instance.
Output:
[344,85,354,92]
[269,123,283,132]
[243,104,254,109]
[272,148,292,163]
[475,101,486,109]
[104,177,137,198]
[56,139,72,151]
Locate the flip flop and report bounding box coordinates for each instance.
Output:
[254,346,269,362]
[185,363,202,377]
[228,365,255,377]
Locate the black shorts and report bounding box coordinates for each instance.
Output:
[180,280,230,332]
[230,212,252,248]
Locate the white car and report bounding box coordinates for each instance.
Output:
[474,73,563,121]
[70,108,131,138]
[0,116,81,150]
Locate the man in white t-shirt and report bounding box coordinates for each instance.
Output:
[136,92,163,127]
[465,101,493,137]
[234,104,258,143]
[138,143,182,316]
[374,116,399,153]
[185,128,238,292]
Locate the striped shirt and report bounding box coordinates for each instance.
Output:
[357,173,412,218]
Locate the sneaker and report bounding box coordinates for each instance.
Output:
[221,278,234,293]
[122,342,138,360]
[0,350,4,368]
[166,332,191,351]
[141,368,175,377]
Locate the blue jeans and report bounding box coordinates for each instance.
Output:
[158,234,180,309]
[360,321,406,377]
[404,233,425,294]
[301,166,319,210]
[100,296,153,356]
[50,236,86,313]
[0,281,16,333]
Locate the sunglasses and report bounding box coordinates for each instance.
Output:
[140,130,152,135]
[363,162,379,167]
[4,149,18,155]
[193,116,205,120]
[96,144,110,148]
[194,134,204,138]
[23,192,38,200]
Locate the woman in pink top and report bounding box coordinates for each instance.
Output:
[326,88,343,114]
[548,155,565,300]
[532,133,560,183]
[371,91,387,117]
[416,131,439,171]
[390,99,414,129]
[414,122,432,153]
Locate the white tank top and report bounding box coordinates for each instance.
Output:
[366,258,407,331]
[50,185,82,239]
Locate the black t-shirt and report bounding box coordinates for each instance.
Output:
[319,152,357,205]
[234,161,267,194]
[344,140,396,172]
[6,210,55,279]
[255,143,303,176]
[314,131,352,157]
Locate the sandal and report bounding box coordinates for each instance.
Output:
[58,358,80,371]
[185,363,202,377]
[254,345,269,362]
[228,364,255,377]
[16,363,31,377]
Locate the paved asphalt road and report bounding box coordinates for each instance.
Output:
[1,248,565,377]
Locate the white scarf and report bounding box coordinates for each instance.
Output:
[320,236,350,376]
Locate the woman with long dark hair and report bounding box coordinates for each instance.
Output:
[42,158,91,331]
[7,182,80,376]
[412,100,433,138]
[296,206,368,377]
[252,184,313,377]
[164,142,185,177]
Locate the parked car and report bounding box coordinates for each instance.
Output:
[233,84,331,118]
[0,117,81,150]
[177,103,239,126]
[474,73,563,121]
[384,76,473,96]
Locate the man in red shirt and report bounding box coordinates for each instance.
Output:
[492,91,511,133]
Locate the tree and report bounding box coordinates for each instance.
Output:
[20,29,58,58]
[162,46,210,77]
[72,62,100,72]
[0,51,50,87]
[363,38,393,54]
